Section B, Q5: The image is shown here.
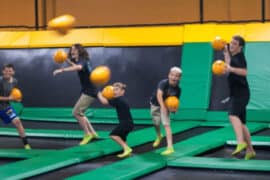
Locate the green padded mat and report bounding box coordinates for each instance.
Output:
[227,136,270,146]
[66,152,167,180]
[168,157,270,171]
[0,149,56,159]
[0,122,199,179]
[0,128,109,139]
[179,43,213,110]
[67,123,267,179]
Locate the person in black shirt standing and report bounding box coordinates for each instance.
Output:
[224,36,255,160]
[99,82,134,158]
[150,67,182,155]
[53,44,99,145]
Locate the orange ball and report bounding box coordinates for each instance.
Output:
[165,96,179,111]
[212,37,227,51]
[48,14,75,34]
[53,49,67,64]
[102,85,114,99]
[10,88,23,100]
[90,66,111,86]
[212,60,226,76]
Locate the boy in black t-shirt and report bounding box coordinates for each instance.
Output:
[224,36,255,160]
[150,67,182,155]
[99,82,134,158]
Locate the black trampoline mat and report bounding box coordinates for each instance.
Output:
[253,128,270,136]
[0,136,79,149]
[0,158,23,166]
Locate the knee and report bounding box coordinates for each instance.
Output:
[72,109,81,118]
[110,135,117,140]
[12,118,21,126]
[163,124,171,129]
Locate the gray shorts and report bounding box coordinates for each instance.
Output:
[150,104,170,126]
[73,93,95,117]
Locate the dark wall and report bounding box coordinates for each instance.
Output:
[0,46,181,108]
[209,50,230,111]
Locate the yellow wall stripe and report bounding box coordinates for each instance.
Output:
[0,23,270,48]
[103,26,183,46]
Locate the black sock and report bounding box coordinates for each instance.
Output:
[22,137,28,145]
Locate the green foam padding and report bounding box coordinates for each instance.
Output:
[66,123,266,180]
[10,102,24,116]
[200,121,230,127]
[21,107,92,122]
[67,124,228,180]
[0,128,109,139]
[0,149,57,159]
[227,136,270,146]
[247,110,270,122]
[207,110,270,123]
[93,108,151,120]
[0,122,199,179]
[0,150,102,180]
[206,111,227,121]
[168,157,270,172]
[174,109,207,120]
[67,152,167,180]
[64,121,200,155]
[245,42,270,110]
[179,43,213,109]
[20,107,153,124]
[21,108,152,121]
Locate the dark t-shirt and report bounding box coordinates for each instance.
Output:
[76,58,98,97]
[228,52,250,97]
[0,76,18,110]
[109,96,133,126]
[150,79,181,106]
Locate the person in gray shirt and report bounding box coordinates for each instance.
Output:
[0,64,31,149]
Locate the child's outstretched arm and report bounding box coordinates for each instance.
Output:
[0,96,11,102]
[97,92,109,105]
[0,96,19,102]
[53,64,82,76]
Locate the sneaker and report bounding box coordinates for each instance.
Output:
[24,144,31,150]
[232,143,247,155]
[161,147,174,156]
[153,135,163,148]
[93,133,99,139]
[79,134,93,145]
[245,152,256,160]
[117,147,133,158]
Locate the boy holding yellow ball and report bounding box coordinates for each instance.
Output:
[150,66,182,155]
[99,82,134,158]
[0,64,31,149]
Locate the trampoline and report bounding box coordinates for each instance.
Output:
[27,126,217,179]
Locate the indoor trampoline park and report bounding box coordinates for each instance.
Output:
[0,0,270,180]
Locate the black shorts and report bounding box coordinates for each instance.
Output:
[228,96,249,124]
[110,124,133,141]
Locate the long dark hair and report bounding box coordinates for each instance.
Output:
[68,43,89,62]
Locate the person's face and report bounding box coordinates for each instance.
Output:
[168,71,181,86]
[113,86,125,97]
[71,46,79,60]
[229,39,242,54]
[2,67,14,79]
